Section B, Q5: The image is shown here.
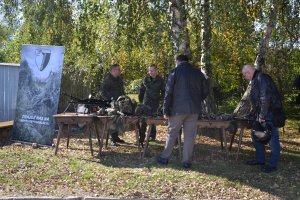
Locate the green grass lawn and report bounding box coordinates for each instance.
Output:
[0,105,299,199]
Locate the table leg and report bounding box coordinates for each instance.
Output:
[105,121,110,148]
[67,124,71,149]
[219,129,224,149]
[229,131,236,151]
[134,123,142,159]
[222,128,229,160]
[55,123,63,155]
[88,124,94,156]
[93,119,101,158]
[99,120,107,156]
[236,128,244,161]
[142,123,152,159]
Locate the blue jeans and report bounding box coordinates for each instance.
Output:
[252,113,281,167]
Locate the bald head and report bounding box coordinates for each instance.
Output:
[242,64,255,81]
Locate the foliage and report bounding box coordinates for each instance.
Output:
[0,0,299,105]
[125,78,142,94]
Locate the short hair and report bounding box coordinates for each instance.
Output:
[110,64,120,71]
[175,54,189,62]
[242,64,254,71]
[149,64,157,70]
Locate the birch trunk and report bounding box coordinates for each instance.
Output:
[200,0,216,113]
[170,0,191,57]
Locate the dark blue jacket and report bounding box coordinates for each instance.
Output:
[163,62,209,116]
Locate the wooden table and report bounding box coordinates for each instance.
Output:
[53,113,141,157]
[142,117,250,160]
[53,113,114,157]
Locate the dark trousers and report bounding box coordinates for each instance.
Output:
[137,118,157,143]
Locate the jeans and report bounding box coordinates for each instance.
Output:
[252,113,281,167]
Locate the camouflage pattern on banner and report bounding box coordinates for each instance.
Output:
[12,45,65,145]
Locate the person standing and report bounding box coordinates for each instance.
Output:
[101,64,126,145]
[242,64,283,173]
[138,64,165,143]
[157,55,209,168]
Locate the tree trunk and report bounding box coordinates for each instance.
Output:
[200,0,216,113]
[254,4,278,71]
[234,2,278,117]
[170,0,191,57]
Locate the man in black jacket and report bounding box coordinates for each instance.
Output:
[242,64,282,173]
[138,64,165,143]
[157,55,209,168]
[101,64,126,145]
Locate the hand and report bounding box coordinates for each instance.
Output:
[259,117,265,123]
[164,114,169,119]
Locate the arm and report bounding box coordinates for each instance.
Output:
[138,79,146,103]
[160,77,166,101]
[163,71,175,117]
[258,75,271,120]
[100,78,111,100]
[120,78,125,95]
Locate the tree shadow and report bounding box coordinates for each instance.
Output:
[91,138,300,199]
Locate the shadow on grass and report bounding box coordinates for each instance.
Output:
[91,138,300,199]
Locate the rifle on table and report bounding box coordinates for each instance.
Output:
[62,92,111,113]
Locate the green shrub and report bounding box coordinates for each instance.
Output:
[126,78,142,94]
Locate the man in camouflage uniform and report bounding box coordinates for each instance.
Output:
[138,64,165,143]
[101,64,126,145]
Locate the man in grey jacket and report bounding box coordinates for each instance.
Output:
[157,55,209,168]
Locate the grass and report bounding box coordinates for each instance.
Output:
[0,105,299,199]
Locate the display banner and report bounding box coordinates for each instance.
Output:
[12,45,65,145]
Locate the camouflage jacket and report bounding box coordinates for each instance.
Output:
[138,75,165,109]
[101,73,125,101]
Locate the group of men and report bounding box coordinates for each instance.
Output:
[100,55,283,172]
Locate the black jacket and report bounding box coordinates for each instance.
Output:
[163,62,209,116]
[101,73,125,100]
[250,70,283,119]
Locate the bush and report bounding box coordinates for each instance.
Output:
[126,79,142,94]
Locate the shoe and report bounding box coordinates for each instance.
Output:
[110,141,119,146]
[246,160,265,166]
[182,162,192,169]
[261,165,277,173]
[113,137,126,144]
[157,156,168,165]
[135,141,144,148]
[149,137,156,141]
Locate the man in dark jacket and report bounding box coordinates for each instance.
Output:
[157,55,209,168]
[101,64,126,144]
[242,64,282,173]
[138,64,165,143]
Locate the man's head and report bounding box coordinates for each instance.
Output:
[148,64,158,78]
[242,64,255,81]
[110,64,121,78]
[175,54,189,66]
